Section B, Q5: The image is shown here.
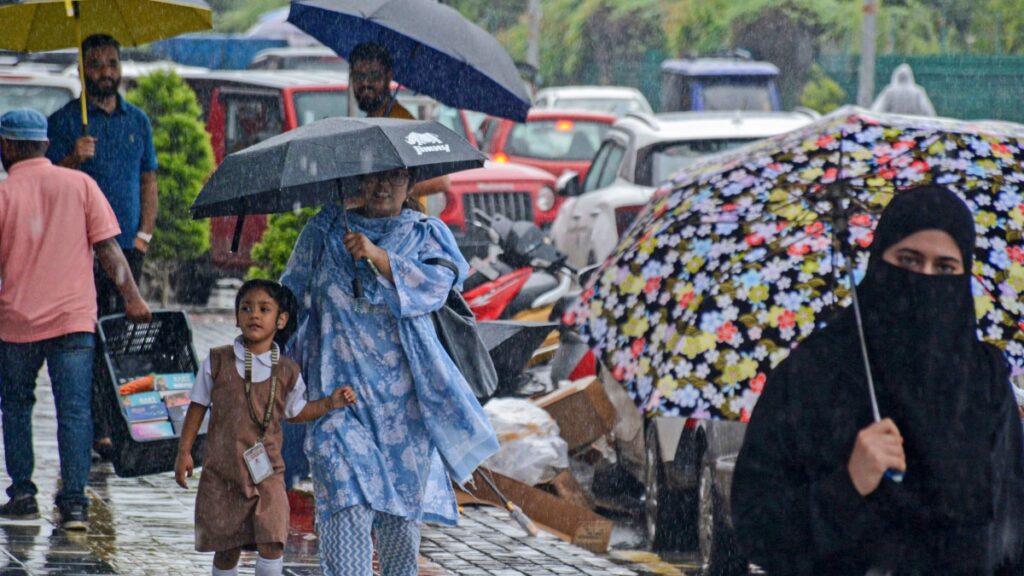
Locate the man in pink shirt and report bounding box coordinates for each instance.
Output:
[0,108,151,531]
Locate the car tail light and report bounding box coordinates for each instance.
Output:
[555,119,574,132]
[614,205,643,236]
[493,152,509,163]
[535,186,555,212]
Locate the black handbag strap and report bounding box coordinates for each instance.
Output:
[424,257,459,290]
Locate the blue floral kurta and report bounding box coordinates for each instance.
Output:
[281,205,498,526]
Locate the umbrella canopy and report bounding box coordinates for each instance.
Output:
[191,117,485,218]
[570,107,1024,421]
[0,0,212,52]
[287,0,531,122]
[0,0,212,129]
[478,320,559,397]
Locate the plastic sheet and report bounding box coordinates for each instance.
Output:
[483,398,569,486]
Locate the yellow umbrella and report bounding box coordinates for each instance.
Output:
[0,0,213,130]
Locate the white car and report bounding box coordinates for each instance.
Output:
[533,85,653,117]
[0,70,79,117]
[551,111,816,269]
[248,46,348,75]
[0,71,81,180]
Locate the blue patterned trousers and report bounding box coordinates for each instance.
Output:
[319,505,420,576]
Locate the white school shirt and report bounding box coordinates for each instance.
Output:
[189,337,307,419]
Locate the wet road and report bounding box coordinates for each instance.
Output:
[0,310,714,575]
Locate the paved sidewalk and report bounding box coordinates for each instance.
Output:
[0,311,636,575]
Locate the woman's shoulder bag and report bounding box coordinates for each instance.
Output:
[423,257,499,403]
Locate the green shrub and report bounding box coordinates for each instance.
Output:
[799,63,847,114]
[126,70,214,304]
[247,208,320,281]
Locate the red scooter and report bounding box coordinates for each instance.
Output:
[461,211,575,323]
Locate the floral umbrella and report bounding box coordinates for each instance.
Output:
[569,107,1024,421]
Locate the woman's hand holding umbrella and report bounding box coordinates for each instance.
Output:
[847,418,906,496]
[344,232,393,283]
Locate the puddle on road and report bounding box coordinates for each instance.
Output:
[604,511,702,576]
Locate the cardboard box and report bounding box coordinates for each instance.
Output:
[455,469,613,554]
[532,376,616,451]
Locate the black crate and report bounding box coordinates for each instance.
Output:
[96,311,206,477]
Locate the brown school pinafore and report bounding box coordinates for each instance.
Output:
[194,345,299,552]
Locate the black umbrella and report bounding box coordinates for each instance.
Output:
[190,116,485,219]
[287,0,531,122]
[477,320,559,397]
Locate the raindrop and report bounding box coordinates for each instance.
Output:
[29,217,43,239]
[292,201,303,214]
[309,161,318,177]
[360,148,375,174]
[300,155,308,171]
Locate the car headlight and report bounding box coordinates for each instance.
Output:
[536,186,555,212]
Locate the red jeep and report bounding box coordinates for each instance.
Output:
[426,160,558,257]
[180,70,435,271]
[481,109,616,182]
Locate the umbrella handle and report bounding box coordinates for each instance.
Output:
[885,469,904,483]
[362,257,381,277]
[352,278,364,299]
[70,1,89,135]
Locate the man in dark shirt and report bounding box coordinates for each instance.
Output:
[46,34,158,457]
[348,42,447,197]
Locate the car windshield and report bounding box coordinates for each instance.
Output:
[0,84,74,117]
[552,97,648,116]
[505,119,610,161]
[641,138,754,185]
[700,81,773,112]
[292,89,349,126]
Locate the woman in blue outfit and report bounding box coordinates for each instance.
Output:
[281,167,498,576]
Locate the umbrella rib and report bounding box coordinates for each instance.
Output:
[112,0,138,46]
[24,4,43,51]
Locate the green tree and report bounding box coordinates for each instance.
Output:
[126,70,215,305]
[247,208,319,281]
[213,0,287,33]
[799,63,847,113]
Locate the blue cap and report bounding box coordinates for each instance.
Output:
[0,109,48,142]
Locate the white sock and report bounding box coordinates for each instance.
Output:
[211,566,237,576]
[255,555,284,576]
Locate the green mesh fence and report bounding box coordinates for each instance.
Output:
[819,53,1024,124]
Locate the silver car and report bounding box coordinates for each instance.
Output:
[533,85,653,117]
[550,111,817,269]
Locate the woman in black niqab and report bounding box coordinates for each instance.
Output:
[731,185,1024,576]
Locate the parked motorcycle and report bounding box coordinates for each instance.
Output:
[462,211,575,325]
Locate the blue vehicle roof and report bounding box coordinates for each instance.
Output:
[660,59,779,77]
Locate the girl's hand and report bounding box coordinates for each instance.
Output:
[330,386,357,409]
[343,232,384,264]
[175,451,194,489]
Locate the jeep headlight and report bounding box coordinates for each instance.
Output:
[536,186,556,212]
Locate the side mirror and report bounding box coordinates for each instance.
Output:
[557,171,581,197]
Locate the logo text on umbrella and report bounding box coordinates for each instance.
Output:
[405,132,450,156]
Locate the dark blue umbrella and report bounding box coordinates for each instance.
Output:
[287,0,531,122]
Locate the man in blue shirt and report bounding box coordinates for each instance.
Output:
[46,34,158,457]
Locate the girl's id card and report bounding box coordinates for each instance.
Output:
[243,442,273,484]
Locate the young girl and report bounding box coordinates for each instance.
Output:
[175,279,356,576]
